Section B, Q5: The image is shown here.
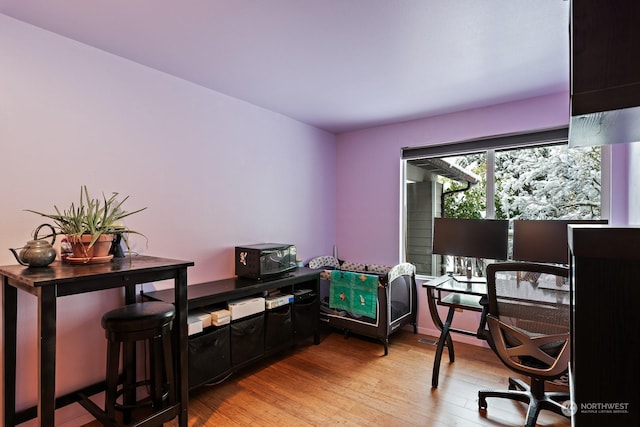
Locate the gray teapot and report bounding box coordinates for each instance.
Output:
[9,224,57,267]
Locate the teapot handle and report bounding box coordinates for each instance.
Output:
[34,223,56,245]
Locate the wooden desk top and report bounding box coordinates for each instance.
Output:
[145,267,320,309]
[569,225,640,260]
[0,255,194,295]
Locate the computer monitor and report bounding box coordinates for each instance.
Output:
[432,217,509,261]
[512,219,608,264]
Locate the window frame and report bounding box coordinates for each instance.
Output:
[399,126,610,279]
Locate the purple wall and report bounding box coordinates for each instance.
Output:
[0,15,336,424]
[335,92,573,265]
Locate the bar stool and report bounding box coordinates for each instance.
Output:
[101,301,176,425]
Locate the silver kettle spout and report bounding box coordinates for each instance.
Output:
[9,248,29,266]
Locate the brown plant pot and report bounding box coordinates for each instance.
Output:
[67,234,114,260]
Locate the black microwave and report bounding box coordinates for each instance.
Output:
[235,243,297,280]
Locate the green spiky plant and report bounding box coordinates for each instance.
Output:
[25,186,147,256]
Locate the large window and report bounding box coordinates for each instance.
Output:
[401,127,605,277]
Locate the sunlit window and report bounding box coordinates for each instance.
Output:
[402,130,603,277]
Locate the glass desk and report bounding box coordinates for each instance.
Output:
[423,274,488,388]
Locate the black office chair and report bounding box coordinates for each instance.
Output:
[478,262,571,427]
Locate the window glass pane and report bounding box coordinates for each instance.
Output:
[403,143,601,277]
[405,153,486,276]
[441,153,487,219]
[494,145,601,220]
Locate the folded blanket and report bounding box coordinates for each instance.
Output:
[329,270,378,318]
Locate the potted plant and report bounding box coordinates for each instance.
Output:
[25,186,147,263]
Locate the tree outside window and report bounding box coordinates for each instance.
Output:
[442,145,600,220]
[405,144,601,277]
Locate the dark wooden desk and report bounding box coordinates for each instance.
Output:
[1,255,194,427]
[423,274,487,388]
[569,226,640,426]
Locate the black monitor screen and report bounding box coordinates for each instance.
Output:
[512,219,608,264]
[432,218,509,260]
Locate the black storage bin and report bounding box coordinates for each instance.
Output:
[188,326,230,389]
[293,297,318,341]
[231,313,264,366]
[265,305,293,352]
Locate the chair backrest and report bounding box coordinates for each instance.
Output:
[484,262,570,380]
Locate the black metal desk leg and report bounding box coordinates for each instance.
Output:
[3,279,18,427]
[38,286,57,426]
[431,306,456,388]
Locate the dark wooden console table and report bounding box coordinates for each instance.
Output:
[144,267,321,389]
[146,267,319,309]
[1,255,194,427]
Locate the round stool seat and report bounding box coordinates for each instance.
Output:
[102,302,175,334]
[100,301,177,424]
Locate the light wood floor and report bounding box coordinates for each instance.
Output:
[86,328,571,426]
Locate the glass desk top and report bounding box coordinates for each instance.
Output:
[424,274,487,297]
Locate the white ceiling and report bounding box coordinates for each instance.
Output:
[0,0,570,134]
